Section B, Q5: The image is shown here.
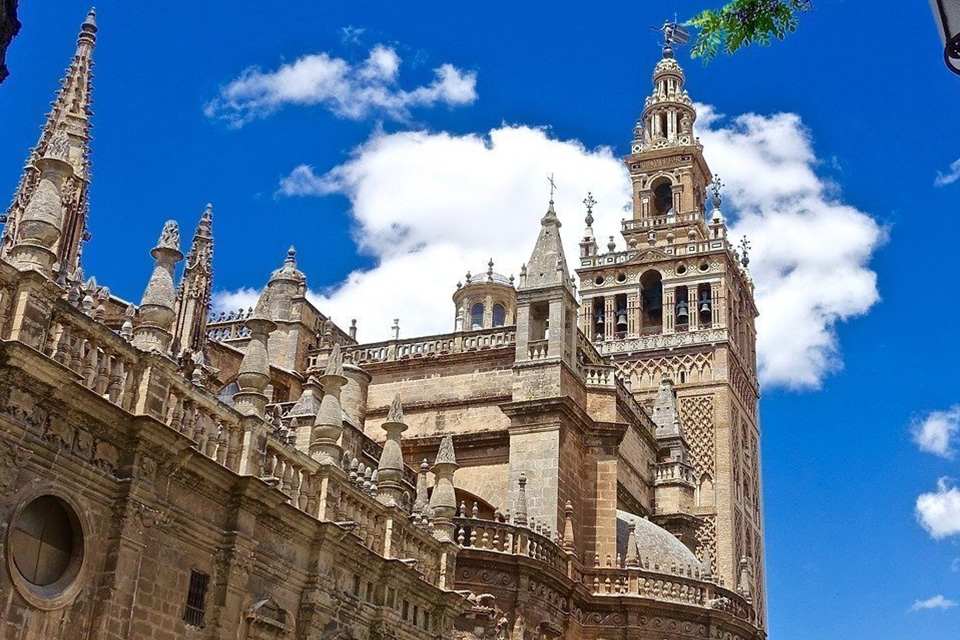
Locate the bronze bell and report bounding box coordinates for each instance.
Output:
[677,301,688,319]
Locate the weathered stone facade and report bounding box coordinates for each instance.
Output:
[0,15,765,640]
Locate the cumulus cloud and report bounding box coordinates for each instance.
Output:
[215,105,883,389]
[910,595,958,612]
[917,478,960,540]
[696,105,884,389]
[912,406,960,459]
[211,287,261,314]
[935,158,960,187]
[275,125,630,339]
[204,45,477,127]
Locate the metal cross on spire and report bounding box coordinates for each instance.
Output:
[547,173,558,202]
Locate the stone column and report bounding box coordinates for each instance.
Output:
[377,395,408,506]
[132,221,184,354]
[310,343,347,464]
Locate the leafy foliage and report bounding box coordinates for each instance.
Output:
[687,0,813,62]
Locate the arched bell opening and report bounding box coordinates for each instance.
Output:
[640,270,663,334]
[675,286,689,332]
[614,293,628,339]
[697,283,712,327]
[651,178,674,218]
[592,295,605,341]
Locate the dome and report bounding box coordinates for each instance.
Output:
[616,510,701,572]
[464,268,513,288]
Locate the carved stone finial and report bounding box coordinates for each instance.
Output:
[515,472,528,527]
[158,221,180,251]
[387,395,404,423]
[324,343,344,377]
[429,436,459,541]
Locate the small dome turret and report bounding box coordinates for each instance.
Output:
[452,258,517,331]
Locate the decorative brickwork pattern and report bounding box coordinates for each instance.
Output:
[616,352,714,390]
[679,395,715,479]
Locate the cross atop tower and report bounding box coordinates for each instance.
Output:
[547,173,558,202]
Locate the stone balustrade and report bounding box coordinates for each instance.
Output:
[582,565,754,622]
[306,326,517,369]
[453,516,570,577]
[582,364,615,388]
[44,301,138,411]
[655,459,695,485]
[527,339,549,360]
[453,509,756,627]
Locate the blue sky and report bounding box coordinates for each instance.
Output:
[3,1,960,637]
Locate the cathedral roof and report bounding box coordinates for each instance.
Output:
[617,510,702,572]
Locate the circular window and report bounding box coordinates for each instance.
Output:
[698,261,709,272]
[594,276,604,286]
[676,264,687,275]
[8,494,85,608]
[616,273,627,283]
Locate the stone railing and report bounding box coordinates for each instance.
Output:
[576,329,604,366]
[205,307,255,341]
[654,459,695,485]
[453,516,570,577]
[452,509,755,626]
[595,327,727,355]
[527,339,549,360]
[307,326,517,369]
[44,302,139,412]
[582,364,615,388]
[582,564,753,622]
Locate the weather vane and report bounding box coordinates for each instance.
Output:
[649,17,691,52]
[583,192,596,227]
[710,175,725,205]
[547,173,558,201]
[583,192,596,214]
[739,236,752,269]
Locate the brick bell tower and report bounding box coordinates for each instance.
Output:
[576,43,767,628]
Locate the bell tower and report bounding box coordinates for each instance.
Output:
[576,43,766,629]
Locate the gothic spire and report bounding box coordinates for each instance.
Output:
[520,197,572,291]
[1,9,98,275]
[172,204,214,357]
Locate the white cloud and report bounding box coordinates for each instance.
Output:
[215,105,883,389]
[917,478,960,540]
[935,158,960,187]
[695,105,885,389]
[277,125,630,339]
[211,287,260,315]
[204,45,477,127]
[910,595,958,612]
[912,406,960,459]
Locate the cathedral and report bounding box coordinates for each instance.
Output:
[0,10,766,640]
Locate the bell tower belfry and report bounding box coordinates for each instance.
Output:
[576,44,767,629]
